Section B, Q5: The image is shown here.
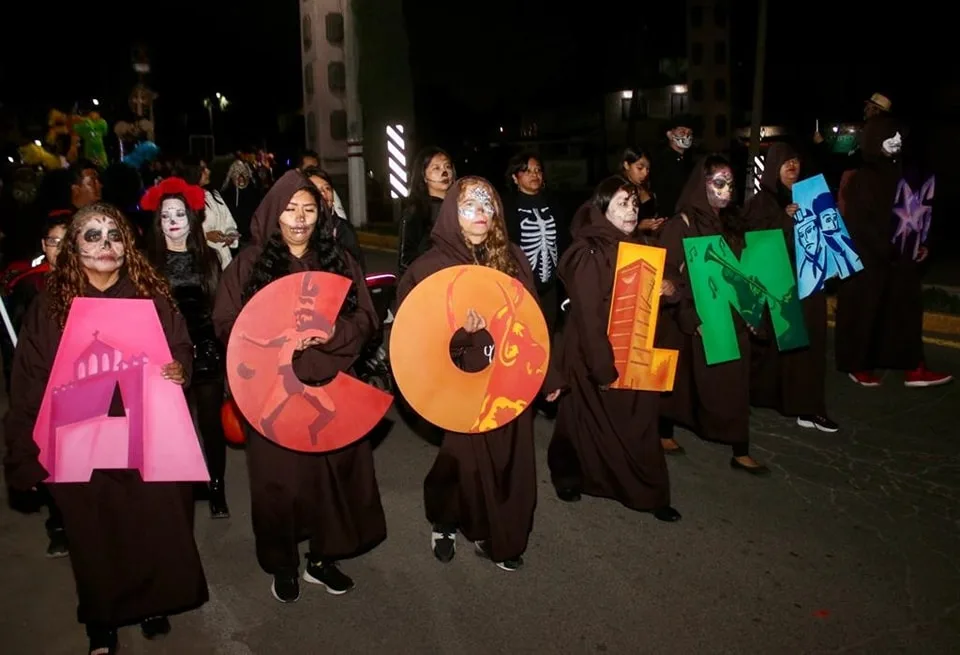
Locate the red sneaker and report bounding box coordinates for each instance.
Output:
[904,365,954,388]
[848,371,882,387]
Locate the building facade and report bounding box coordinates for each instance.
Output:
[686,0,732,151]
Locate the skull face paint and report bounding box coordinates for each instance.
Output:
[77,215,125,274]
[458,183,496,242]
[881,131,902,156]
[605,188,639,235]
[669,127,693,150]
[278,189,320,248]
[160,197,190,244]
[705,167,734,209]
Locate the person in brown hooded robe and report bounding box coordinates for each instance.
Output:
[3,202,208,655]
[655,155,770,476]
[835,116,952,388]
[213,170,385,603]
[396,176,563,572]
[548,176,680,521]
[745,142,838,432]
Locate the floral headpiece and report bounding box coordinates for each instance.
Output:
[141,177,206,212]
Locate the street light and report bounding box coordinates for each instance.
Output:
[92,98,100,107]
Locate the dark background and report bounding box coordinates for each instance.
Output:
[1,0,950,151]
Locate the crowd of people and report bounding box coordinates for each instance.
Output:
[0,92,952,654]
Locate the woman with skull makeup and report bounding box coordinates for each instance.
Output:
[835,116,951,388]
[396,177,563,571]
[397,147,456,276]
[213,170,385,603]
[143,177,231,519]
[4,203,208,654]
[656,155,770,476]
[744,143,839,433]
[179,156,241,269]
[547,176,680,520]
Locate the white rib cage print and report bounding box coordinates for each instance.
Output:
[519,206,558,285]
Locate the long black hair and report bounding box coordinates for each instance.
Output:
[404,146,455,215]
[146,193,222,303]
[241,184,358,312]
[620,146,652,191]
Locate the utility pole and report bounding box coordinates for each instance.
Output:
[343,0,368,228]
[746,0,768,199]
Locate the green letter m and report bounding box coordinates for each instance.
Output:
[682,229,809,365]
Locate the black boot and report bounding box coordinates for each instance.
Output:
[209,479,230,519]
[140,616,171,640]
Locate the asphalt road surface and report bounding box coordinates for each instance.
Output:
[1,249,958,654]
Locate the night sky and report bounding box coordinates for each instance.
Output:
[0,0,950,152]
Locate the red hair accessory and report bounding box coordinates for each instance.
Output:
[140,177,206,212]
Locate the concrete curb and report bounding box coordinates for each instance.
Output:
[358,231,398,251]
[825,296,960,337]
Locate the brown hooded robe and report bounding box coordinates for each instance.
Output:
[745,143,828,416]
[213,171,385,575]
[547,204,670,510]
[655,161,751,449]
[396,178,562,563]
[835,116,923,372]
[3,277,208,629]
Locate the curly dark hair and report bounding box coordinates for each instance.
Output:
[48,202,175,328]
[241,186,358,311]
[145,193,222,303]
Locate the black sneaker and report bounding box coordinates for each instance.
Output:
[431,528,456,563]
[140,615,171,640]
[796,415,839,433]
[474,541,524,572]
[303,560,355,595]
[46,529,69,558]
[271,573,301,603]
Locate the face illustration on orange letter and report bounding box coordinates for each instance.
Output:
[77,214,124,273]
[475,278,549,430]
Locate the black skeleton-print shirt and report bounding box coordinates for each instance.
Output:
[506,192,561,291]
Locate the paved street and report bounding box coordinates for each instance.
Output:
[1,249,958,654]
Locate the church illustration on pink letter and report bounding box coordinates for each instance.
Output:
[48,331,150,478]
[34,297,209,483]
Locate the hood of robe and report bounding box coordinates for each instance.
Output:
[574,193,645,245]
[248,170,318,245]
[675,156,718,225]
[760,142,798,193]
[429,176,507,264]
